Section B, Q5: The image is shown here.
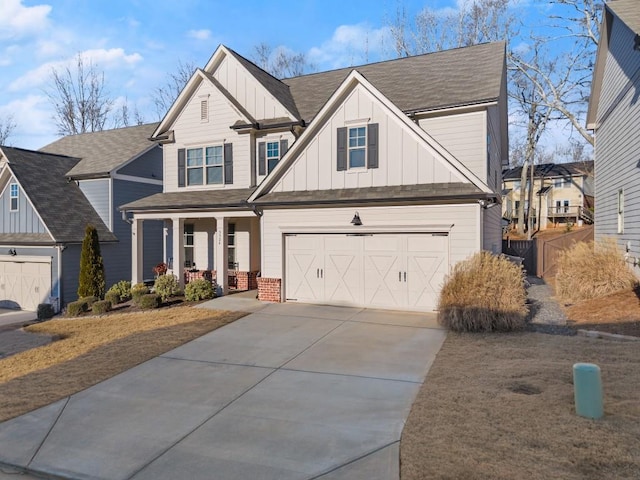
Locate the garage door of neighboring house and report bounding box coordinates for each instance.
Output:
[0,258,52,311]
[285,233,449,311]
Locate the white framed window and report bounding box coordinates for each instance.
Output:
[9,183,18,211]
[184,224,195,268]
[555,200,570,214]
[266,141,280,173]
[200,99,209,122]
[186,148,204,185]
[348,126,366,169]
[205,146,223,184]
[554,178,571,188]
[618,189,624,234]
[227,223,236,269]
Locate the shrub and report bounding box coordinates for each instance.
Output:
[107,280,131,302]
[105,290,120,306]
[77,224,105,299]
[438,251,528,332]
[154,274,181,302]
[78,296,98,307]
[92,300,112,315]
[131,283,150,301]
[185,279,215,301]
[556,238,636,303]
[136,293,161,309]
[37,303,55,321]
[66,300,89,317]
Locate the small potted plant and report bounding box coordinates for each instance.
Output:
[153,262,168,277]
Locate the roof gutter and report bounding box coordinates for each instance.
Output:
[230,119,306,131]
[405,98,498,117]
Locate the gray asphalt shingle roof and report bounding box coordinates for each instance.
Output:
[120,188,257,211]
[282,42,506,121]
[502,161,594,181]
[2,147,117,243]
[608,0,640,35]
[40,123,159,178]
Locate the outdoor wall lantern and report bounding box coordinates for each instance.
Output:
[351,212,362,226]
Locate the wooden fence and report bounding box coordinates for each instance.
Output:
[502,238,537,274]
[536,225,594,278]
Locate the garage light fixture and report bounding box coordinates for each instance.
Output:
[8,248,16,256]
[351,212,362,226]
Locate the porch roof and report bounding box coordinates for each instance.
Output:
[0,233,55,245]
[252,183,492,206]
[119,188,256,212]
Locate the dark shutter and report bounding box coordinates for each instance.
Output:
[177,148,185,187]
[280,139,288,158]
[337,127,347,171]
[224,143,233,184]
[367,123,379,169]
[258,141,266,176]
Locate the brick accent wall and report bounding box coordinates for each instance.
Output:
[257,277,281,302]
[236,271,259,291]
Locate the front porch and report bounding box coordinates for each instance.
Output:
[131,211,260,295]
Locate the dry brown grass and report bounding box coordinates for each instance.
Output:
[556,239,636,303]
[438,252,528,332]
[0,307,245,422]
[401,332,640,480]
[563,288,640,337]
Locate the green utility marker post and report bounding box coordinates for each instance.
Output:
[573,363,604,419]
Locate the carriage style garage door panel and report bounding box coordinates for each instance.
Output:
[285,233,449,311]
[0,259,51,311]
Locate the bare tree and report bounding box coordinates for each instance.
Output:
[152,60,197,120]
[251,43,315,79]
[0,115,16,145]
[113,99,145,128]
[47,54,114,136]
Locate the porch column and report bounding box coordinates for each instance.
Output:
[172,217,185,288]
[131,218,144,284]
[215,216,228,295]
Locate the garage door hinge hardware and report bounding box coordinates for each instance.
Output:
[286,298,297,301]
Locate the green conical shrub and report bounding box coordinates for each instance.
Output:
[77,224,106,299]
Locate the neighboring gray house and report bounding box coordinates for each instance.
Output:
[122,42,508,312]
[587,0,640,276]
[0,123,163,311]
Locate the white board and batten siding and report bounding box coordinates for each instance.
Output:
[163,79,251,192]
[262,203,481,311]
[271,85,467,194]
[594,15,640,275]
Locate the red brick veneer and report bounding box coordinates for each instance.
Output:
[257,277,281,302]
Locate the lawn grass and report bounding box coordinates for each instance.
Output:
[0,306,246,422]
[400,332,640,480]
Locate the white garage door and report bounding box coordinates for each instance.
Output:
[0,259,52,311]
[285,233,449,311]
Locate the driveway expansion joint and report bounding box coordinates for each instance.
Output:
[278,367,423,384]
[307,440,400,479]
[27,397,70,468]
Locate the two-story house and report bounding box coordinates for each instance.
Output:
[502,161,594,231]
[0,123,163,311]
[121,43,508,312]
[587,0,640,275]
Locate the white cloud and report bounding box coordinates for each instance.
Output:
[9,48,144,91]
[0,94,55,147]
[0,0,52,40]
[187,29,212,41]
[308,24,393,69]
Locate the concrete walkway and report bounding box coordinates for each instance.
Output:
[0,301,446,480]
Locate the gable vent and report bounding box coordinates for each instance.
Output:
[200,100,208,121]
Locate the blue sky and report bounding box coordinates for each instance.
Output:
[1,0,566,150]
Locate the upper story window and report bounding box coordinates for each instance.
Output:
[258,139,288,176]
[179,144,233,187]
[348,127,366,169]
[336,123,378,171]
[554,177,571,188]
[9,183,18,211]
[266,141,280,173]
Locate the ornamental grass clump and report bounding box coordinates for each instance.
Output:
[438,251,528,332]
[556,238,636,303]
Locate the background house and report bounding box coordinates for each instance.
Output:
[502,161,594,231]
[0,123,163,311]
[122,42,508,312]
[587,0,640,276]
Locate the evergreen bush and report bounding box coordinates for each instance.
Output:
[92,300,112,314]
[131,283,149,301]
[107,280,131,302]
[185,279,215,301]
[104,290,120,306]
[153,274,181,302]
[66,300,89,317]
[78,296,98,307]
[37,303,55,321]
[137,293,161,309]
[77,225,105,299]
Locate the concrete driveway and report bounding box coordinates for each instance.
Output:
[0,302,446,480]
